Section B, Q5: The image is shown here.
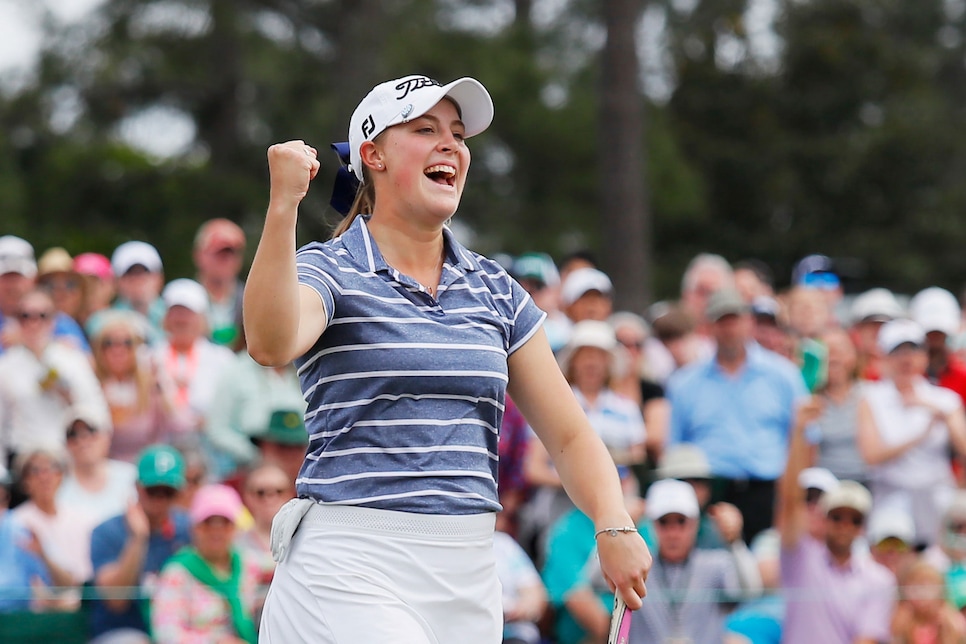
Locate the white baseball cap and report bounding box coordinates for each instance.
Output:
[820,480,873,517]
[645,478,700,520]
[910,286,961,337]
[560,267,613,307]
[112,241,163,276]
[877,318,926,355]
[348,75,494,183]
[867,507,915,545]
[0,235,37,278]
[798,467,839,494]
[162,278,208,314]
[850,288,904,325]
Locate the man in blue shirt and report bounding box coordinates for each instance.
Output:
[667,288,810,542]
[88,445,191,643]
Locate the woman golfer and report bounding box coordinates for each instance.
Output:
[244,74,651,642]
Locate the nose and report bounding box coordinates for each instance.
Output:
[437,128,458,152]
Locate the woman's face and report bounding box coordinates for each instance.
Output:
[22,453,63,504]
[193,515,236,561]
[569,346,611,393]
[887,345,927,381]
[39,272,84,318]
[372,98,470,224]
[17,291,56,351]
[65,420,110,467]
[823,329,857,385]
[97,326,140,377]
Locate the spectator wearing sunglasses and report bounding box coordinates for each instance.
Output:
[866,506,916,579]
[629,479,742,644]
[0,288,110,470]
[88,445,191,644]
[0,236,90,356]
[36,247,89,329]
[780,394,895,644]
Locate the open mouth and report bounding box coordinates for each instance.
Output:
[424,164,457,187]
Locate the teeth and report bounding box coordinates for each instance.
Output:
[425,165,456,176]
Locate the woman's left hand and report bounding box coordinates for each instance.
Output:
[597,530,652,610]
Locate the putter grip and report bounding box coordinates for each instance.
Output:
[607,594,632,644]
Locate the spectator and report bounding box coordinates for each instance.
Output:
[36,247,87,327]
[494,528,547,644]
[867,507,917,578]
[814,327,869,486]
[890,560,966,643]
[786,285,834,342]
[0,235,90,355]
[57,406,137,527]
[655,444,763,595]
[733,258,774,303]
[91,309,185,463]
[858,318,966,546]
[151,484,258,644]
[779,393,896,644]
[12,446,94,591]
[74,252,116,327]
[153,278,234,446]
[0,470,48,612]
[751,295,794,360]
[922,491,966,579]
[204,349,306,481]
[910,286,966,407]
[790,253,843,321]
[248,409,308,487]
[848,287,904,381]
[629,478,742,643]
[193,218,247,348]
[559,267,614,325]
[89,444,191,644]
[679,253,734,341]
[0,288,110,468]
[236,462,292,621]
[667,288,810,542]
[512,252,568,352]
[648,303,701,383]
[104,241,166,344]
[609,311,670,465]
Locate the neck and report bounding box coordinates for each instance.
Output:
[367,213,446,275]
[33,497,56,515]
[824,378,852,400]
[204,551,232,570]
[148,512,169,533]
[171,337,195,353]
[74,460,106,485]
[716,345,747,373]
[200,274,234,301]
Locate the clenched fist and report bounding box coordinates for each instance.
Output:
[268,140,321,208]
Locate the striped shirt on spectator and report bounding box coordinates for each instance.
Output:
[295,215,546,515]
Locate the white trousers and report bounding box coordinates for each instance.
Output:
[259,503,502,643]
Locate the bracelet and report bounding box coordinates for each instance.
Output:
[594,526,637,539]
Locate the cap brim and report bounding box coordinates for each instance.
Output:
[439,77,494,138]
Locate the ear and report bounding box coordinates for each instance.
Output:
[358,140,384,173]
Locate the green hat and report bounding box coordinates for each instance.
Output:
[137,445,186,489]
[253,410,308,447]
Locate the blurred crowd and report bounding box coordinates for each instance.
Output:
[1,225,966,644]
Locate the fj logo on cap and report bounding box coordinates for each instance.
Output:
[394,76,441,100]
[361,114,376,139]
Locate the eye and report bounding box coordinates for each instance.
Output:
[453,131,466,142]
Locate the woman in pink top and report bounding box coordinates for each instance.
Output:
[92,310,186,463]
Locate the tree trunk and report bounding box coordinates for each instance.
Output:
[599,0,651,312]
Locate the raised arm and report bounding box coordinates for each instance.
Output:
[508,329,651,610]
[778,396,822,550]
[244,141,327,367]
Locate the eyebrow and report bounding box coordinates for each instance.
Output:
[412,113,465,131]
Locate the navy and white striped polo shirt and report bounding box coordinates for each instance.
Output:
[294,215,546,515]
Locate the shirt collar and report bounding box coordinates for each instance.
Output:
[338,215,481,276]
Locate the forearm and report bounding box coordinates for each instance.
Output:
[97,536,148,598]
[243,202,301,366]
[553,430,633,528]
[564,588,610,640]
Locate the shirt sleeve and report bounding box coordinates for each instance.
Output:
[296,242,338,325]
[507,278,547,356]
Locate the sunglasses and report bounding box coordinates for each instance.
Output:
[828,512,863,526]
[42,278,81,292]
[66,423,96,441]
[656,515,689,528]
[801,272,840,290]
[949,522,966,533]
[144,486,178,499]
[17,310,51,322]
[101,337,135,349]
[873,537,911,554]
[251,487,287,499]
[617,338,644,351]
[24,463,60,477]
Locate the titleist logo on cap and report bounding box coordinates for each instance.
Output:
[394,76,441,99]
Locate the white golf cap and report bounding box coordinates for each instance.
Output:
[112,241,163,276]
[867,507,915,545]
[162,278,208,315]
[850,288,904,325]
[0,235,37,278]
[798,467,839,494]
[877,318,926,355]
[560,267,613,307]
[348,75,494,183]
[910,286,961,337]
[645,478,700,520]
